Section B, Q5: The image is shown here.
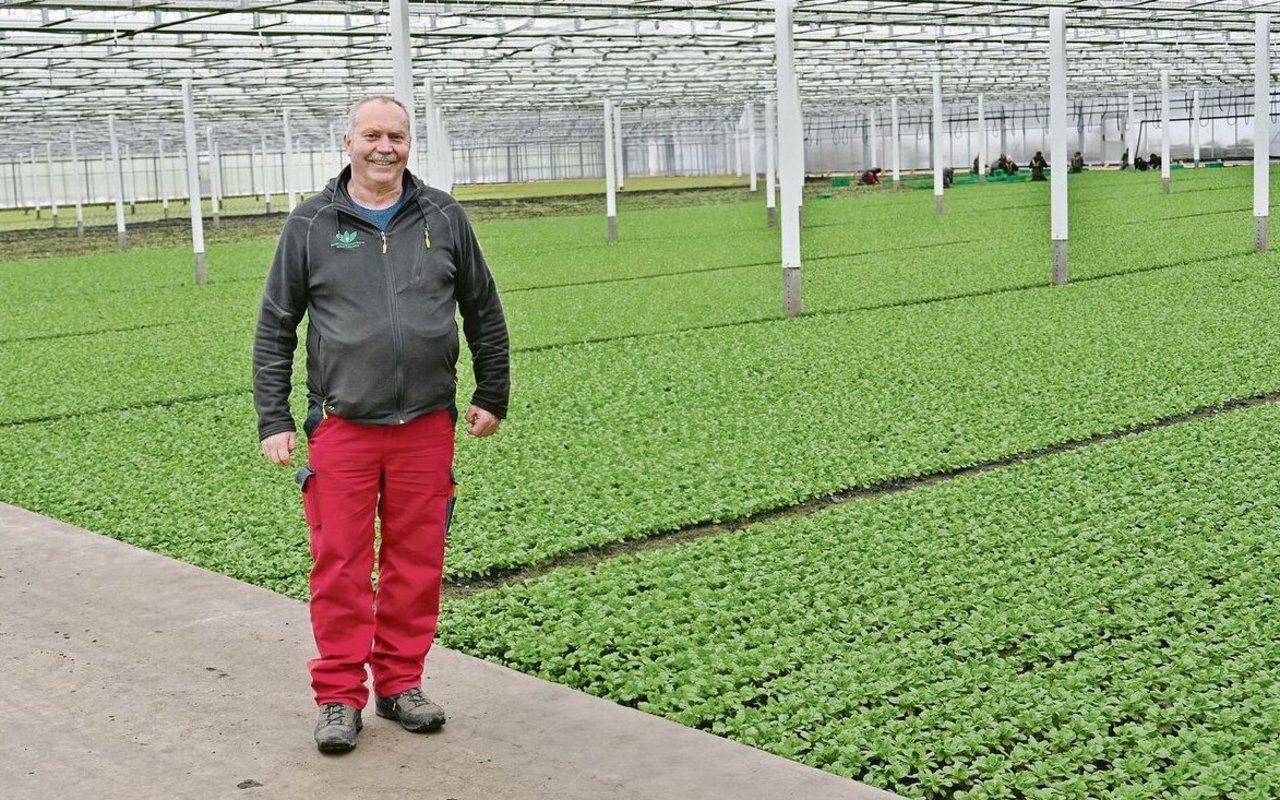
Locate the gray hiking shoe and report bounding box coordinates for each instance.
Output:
[375,687,447,732]
[314,702,362,753]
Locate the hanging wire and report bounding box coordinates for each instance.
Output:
[1222,90,1242,127]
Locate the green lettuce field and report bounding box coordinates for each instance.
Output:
[3,167,1279,798]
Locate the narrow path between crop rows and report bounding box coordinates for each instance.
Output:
[443,386,1280,600]
[0,320,186,345]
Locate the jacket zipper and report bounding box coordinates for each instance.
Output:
[380,229,407,423]
[337,191,416,425]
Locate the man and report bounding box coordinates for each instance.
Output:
[857,167,882,186]
[1069,151,1084,173]
[1030,151,1048,181]
[253,95,510,754]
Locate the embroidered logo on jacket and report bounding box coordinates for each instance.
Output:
[331,230,363,249]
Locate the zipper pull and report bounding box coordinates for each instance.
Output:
[424,224,431,249]
[381,231,387,254]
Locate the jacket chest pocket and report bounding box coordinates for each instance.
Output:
[410,244,455,294]
[411,239,430,286]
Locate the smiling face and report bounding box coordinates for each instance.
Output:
[344,98,411,195]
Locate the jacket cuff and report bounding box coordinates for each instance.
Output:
[258,420,298,442]
[467,396,507,420]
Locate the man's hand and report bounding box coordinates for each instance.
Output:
[261,431,297,466]
[465,405,501,437]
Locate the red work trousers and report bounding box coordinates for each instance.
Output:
[300,410,455,709]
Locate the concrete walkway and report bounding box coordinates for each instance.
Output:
[0,503,901,800]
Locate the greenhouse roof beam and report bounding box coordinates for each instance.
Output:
[3,0,1280,157]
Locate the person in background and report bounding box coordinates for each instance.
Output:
[1148,153,1162,170]
[972,156,980,176]
[858,167,883,186]
[1030,151,1048,181]
[1069,151,1084,173]
[1120,148,1130,170]
[1004,156,1019,175]
[253,95,511,754]
[942,166,955,188]
[1135,154,1149,171]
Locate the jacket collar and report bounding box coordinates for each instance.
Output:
[326,165,423,211]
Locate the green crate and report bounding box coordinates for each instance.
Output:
[831,176,851,187]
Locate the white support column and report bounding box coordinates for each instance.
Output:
[261,134,273,214]
[788,74,805,213]
[1049,8,1069,285]
[614,104,625,191]
[45,143,59,228]
[1076,103,1086,159]
[868,107,878,168]
[604,98,618,242]
[125,145,136,216]
[1126,92,1135,166]
[100,152,110,205]
[158,140,170,219]
[206,128,221,227]
[30,148,41,219]
[437,109,455,193]
[329,123,340,173]
[1255,13,1271,252]
[12,155,25,212]
[891,96,901,187]
[776,0,802,318]
[108,115,128,250]
[977,93,987,184]
[932,72,944,215]
[734,115,744,176]
[765,96,777,227]
[283,109,297,211]
[249,145,258,199]
[747,101,758,191]
[422,77,438,186]
[388,0,420,177]
[181,79,207,284]
[1192,89,1202,166]
[69,132,84,236]
[1160,71,1171,193]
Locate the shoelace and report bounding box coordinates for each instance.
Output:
[395,688,432,711]
[321,702,351,726]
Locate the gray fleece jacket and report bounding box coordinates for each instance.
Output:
[253,167,509,440]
